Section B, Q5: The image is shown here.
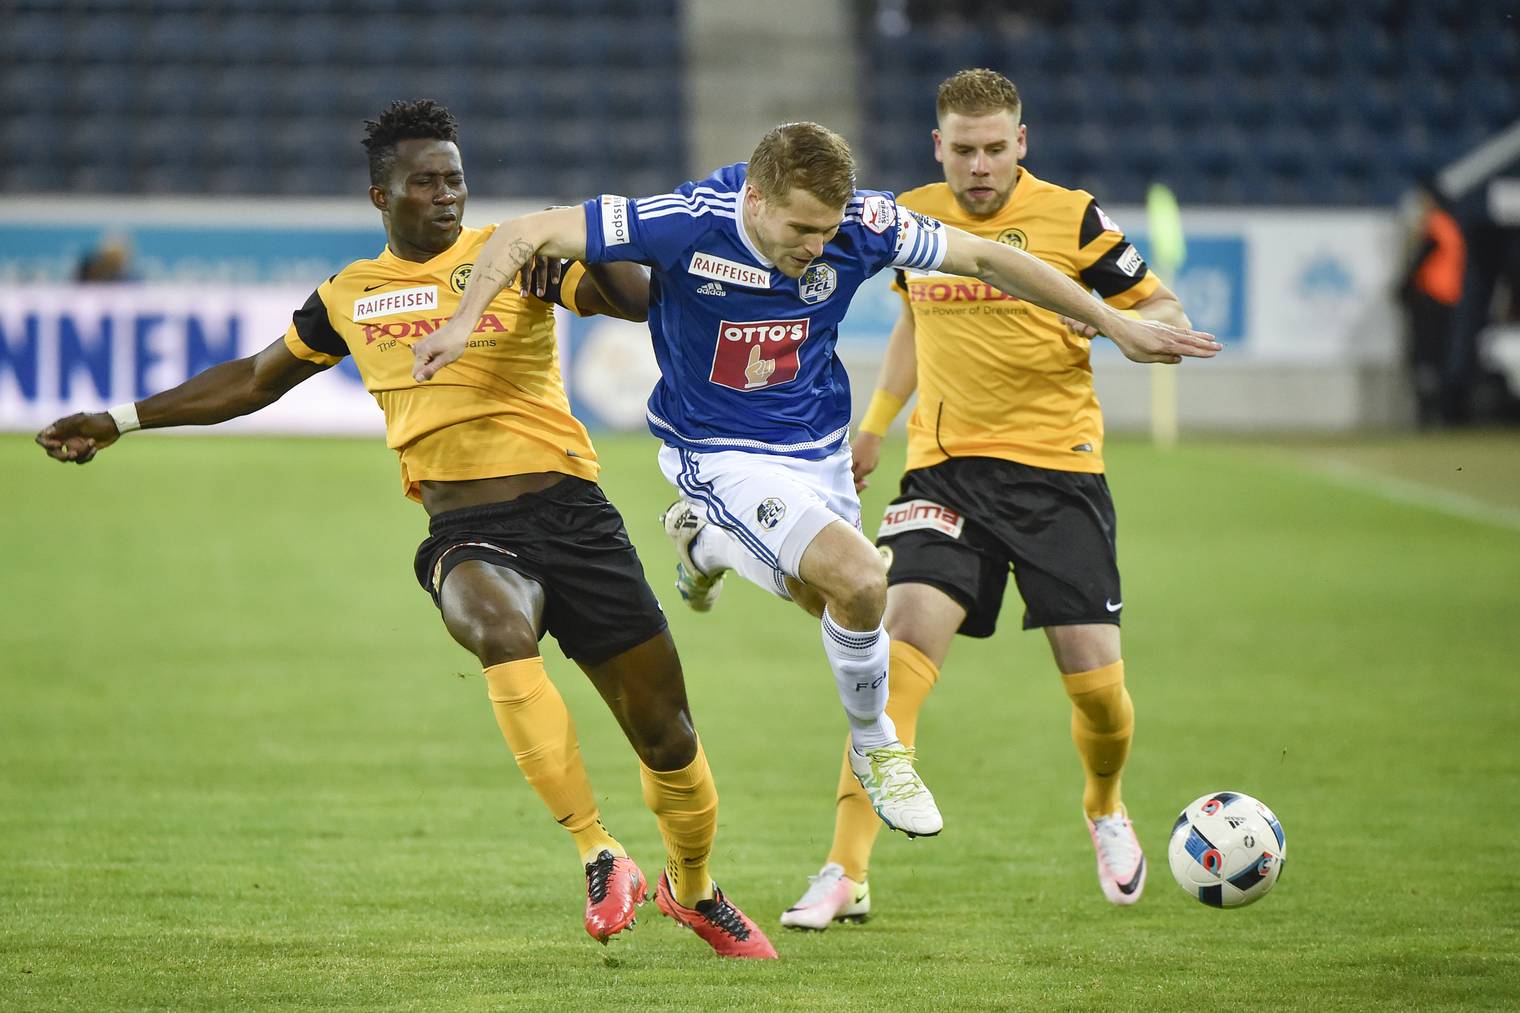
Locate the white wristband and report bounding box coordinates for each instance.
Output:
[107,402,141,435]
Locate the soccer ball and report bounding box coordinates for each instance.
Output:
[1167,791,1286,908]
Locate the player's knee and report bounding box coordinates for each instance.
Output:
[447,605,540,667]
[629,716,698,771]
[829,556,887,626]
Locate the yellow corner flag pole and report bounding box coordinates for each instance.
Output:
[1145,182,1186,449]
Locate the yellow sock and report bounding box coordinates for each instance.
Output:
[640,741,718,908]
[1063,660,1134,819]
[827,640,940,882]
[483,658,623,864]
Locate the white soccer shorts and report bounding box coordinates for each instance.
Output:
[657,442,861,582]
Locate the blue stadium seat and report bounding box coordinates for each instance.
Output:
[140,17,211,64]
[140,65,204,116]
[204,66,274,118]
[9,14,71,63]
[211,14,281,64]
[67,13,143,63]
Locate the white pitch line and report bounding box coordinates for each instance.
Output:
[1300,456,1520,534]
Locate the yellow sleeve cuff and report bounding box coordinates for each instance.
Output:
[559,261,589,317]
[858,389,905,437]
[282,326,343,367]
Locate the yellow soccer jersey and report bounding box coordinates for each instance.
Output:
[282,225,600,501]
[894,168,1159,474]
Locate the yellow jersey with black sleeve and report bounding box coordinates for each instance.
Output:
[892,168,1159,475]
[281,225,599,501]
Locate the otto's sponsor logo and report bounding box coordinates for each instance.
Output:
[690,251,770,289]
[709,318,810,392]
[860,195,896,234]
[756,497,787,530]
[353,284,438,321]
[450,263,473,293]
[361,312,511,345]
[602,195,631,246]
[799,262,836,304]
[907,278,1020,304]
[1117,244,1144,277]
[878,498,965,539]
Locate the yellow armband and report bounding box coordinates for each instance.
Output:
[858,389,905,437]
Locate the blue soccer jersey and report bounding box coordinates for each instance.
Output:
[582,163,948,459]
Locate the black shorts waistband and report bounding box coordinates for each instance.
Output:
[426,476,598,534]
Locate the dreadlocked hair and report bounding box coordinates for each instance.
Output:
[362,99,460,186]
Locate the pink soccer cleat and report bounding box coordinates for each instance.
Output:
[655,872,778,959]
[1087,810,1147,905]
[583,850,647,943]
[779,863,870,930]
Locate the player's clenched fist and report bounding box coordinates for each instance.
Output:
[35,412,120,464]
[412,318,472,382]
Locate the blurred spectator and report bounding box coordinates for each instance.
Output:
[74,235,136,283]
[1399,183,1466,426]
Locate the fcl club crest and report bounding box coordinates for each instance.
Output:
[799,262,837,304]
[756,497,787,529]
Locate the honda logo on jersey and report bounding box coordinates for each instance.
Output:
[709,319,809,392]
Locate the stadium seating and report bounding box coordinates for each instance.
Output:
[3,0,687,200]
[861,0,1519,205]
[3,1,1513,205]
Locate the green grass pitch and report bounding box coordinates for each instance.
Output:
[3,431,1518,1010]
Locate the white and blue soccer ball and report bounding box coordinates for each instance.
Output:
[1167,791,1286,908]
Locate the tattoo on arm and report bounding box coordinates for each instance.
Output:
[479,238,538,292]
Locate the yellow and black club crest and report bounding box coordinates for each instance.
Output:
[450,263,473,293]
[996,228,1028,250]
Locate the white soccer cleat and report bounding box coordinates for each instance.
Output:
[660,500,725,612]
[849,743,943,838]
[1087,809,1147,905]
[779,863,870,930]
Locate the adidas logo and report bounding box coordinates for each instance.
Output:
[1225,816,1246,829]
[696,281,726,297]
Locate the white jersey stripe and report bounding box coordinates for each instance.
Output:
[640,205,736,222]
[638,195,737,214]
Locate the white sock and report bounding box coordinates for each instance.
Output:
[692,525,791,600]
[821,607,896,750]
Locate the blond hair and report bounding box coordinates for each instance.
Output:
[747,122,857,208]
[936,68,1022,120]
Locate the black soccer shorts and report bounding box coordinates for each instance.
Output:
[414,476,667,665]
[875,457,1122,637]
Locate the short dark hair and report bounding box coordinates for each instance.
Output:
[362,99,460,186]
[747,122,857,209]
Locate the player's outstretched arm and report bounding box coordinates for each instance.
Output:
[35,338,327,464]
[853,307,919,492]
[939,227,1221,364]
[413,206,589,381]
[1061,281,1191,338]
